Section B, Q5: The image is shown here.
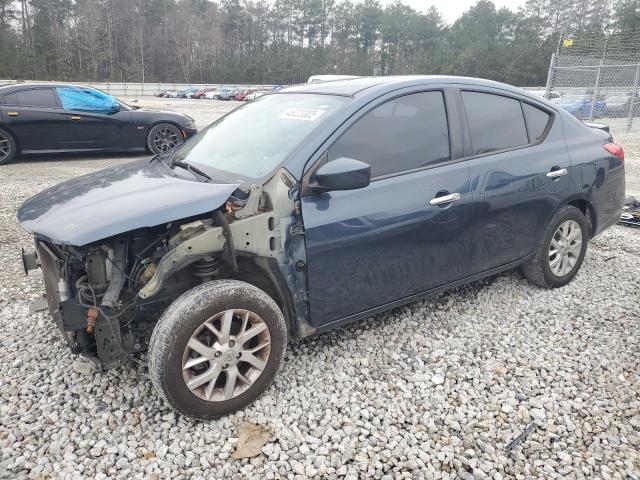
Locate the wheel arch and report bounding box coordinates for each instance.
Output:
[565,197,597,238]
[230,255,298,338]
[0,123,21,153]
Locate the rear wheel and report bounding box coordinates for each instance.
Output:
[147,123,184,154]
[522,205,589,288]
[148,280,287,419]
[0,128,18,165]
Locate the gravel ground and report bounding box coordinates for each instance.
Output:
[1,99,639,479]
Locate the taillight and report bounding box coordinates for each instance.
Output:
[603,143,624,163]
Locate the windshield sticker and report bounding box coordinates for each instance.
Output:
[279,108,325,121]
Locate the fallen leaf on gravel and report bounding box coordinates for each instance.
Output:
[494,366,507,375]
[231,422,271,459]
[143,452,155,459]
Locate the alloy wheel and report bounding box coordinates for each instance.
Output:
[182,309,272,402]
[152,125,183,153]
[0,132,12,163]
[548,219,582,277]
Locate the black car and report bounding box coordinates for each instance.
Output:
[0,83,198,165]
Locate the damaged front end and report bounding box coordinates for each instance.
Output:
[21,168,312,369]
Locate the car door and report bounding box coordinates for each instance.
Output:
[459,89,571,273]
[301,89,475,327]
[0,88,68,152]
[55,87,134,150]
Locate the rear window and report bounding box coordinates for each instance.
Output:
[522,103,551,142]
[11,89,58,108]
[462,91,528,155]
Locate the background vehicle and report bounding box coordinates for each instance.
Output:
[17,76,624,419]
[193,88,217,99]
[604,92,640,117]
[0,83,197,164]
[205,88,232,100]
[177,87,200,98]
[233,88,258,101]
[219,88,243,100]
[244,91,268,101]
[553,94,606,118]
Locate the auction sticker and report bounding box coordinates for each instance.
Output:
[279,108,325,121]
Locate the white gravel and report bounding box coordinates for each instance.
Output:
[1,99,639,479]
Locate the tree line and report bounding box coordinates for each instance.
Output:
[0,0,638,87]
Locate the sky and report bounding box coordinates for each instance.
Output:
[379,0,527,24]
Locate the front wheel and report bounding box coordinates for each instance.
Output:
[522,205,589,288]
[148,280,287,419]
[147,123,184,154]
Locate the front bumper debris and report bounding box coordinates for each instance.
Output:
[619,196,640,228]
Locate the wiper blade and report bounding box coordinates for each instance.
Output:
[170,159,212,181]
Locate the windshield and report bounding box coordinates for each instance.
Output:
[170,94,350,180]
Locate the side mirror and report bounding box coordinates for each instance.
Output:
[312,157,371,193]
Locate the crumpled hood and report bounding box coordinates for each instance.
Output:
[17,159,241,246]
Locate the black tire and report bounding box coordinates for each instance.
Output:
[522,205,589,288]
[0,128,18,165]
[146,122,184,155]
[148,280,287,419]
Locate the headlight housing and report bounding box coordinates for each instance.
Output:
[182,116,195,128]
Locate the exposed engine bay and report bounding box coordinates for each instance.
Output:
[22,170,309,368]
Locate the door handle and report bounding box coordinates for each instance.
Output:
[70,116,81,121]
[430,192,461,206]
[547,168,568,178]
[6,112,18,117]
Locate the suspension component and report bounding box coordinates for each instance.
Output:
[193,256,220,283]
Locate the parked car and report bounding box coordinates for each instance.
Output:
[529,89,561,100]
[18,76,624,419]
[552,95,606,118]
[233,88,259,101]
[193,88,217,99]
[162,90,180,98]
[604,92,640,117]
[0,83,197,164]
[177,87,199,98]
[205,87,233,100]
[244,90,268,101]
[219,88,243,101]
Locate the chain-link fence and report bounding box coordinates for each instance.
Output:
[545,31,640,131]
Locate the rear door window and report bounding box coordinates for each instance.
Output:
[461,91,528,155]
[328,91,450,178]
[522,103,551,142]
[15,89,58,108]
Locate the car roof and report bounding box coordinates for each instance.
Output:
[279,75,533,98]
[0,83,92,94]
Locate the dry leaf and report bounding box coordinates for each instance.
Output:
[143,452,155,459]
[494,366,507,375]
[231,422,271,459]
